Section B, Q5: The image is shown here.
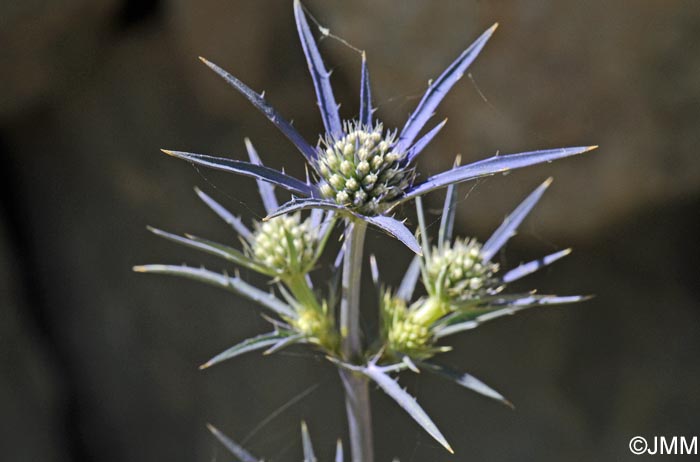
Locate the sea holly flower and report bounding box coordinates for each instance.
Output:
[161,0,596,254]
[135,139,339,363]
[382,177,587,362]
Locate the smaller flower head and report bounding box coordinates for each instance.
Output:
[290,300,338,351]
[425,237,500,302]
[249,212,319,277]
[381,291,449,360]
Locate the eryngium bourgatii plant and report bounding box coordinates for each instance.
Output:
[136,1,596,460]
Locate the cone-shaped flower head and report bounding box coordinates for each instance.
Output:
[316,122,415,215]
[249,213,319,277]
[424,238,500,301]
[381,292,448,360]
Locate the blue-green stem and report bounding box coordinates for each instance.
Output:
[339,219,373,462]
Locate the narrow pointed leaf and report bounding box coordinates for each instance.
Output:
[244,138,279,214]
[502,249,572,283]
[266,198,344,220]
[293,0,342,137]
[438,156,461,249]
[401,146,598,203]
[359,52,372,126]
[369,254,380,288]
[194,188,253,240]
[363,363,453,453]
[335,439,344,462]
[300,421,318,462]
[415,197,430,260]
[198,57,317,161]
[419,362,512,407]
[147,227,268,274]
[397,24,498,151]
[434,294,589,338]
[207,424,259,462]
[263,333,306,355]
[133,264,296,318]
[481,178,552,262]
[310,208,324,229]
[267,199,422,254]
[201,331,289,369]
[364,215,422,255]
[397,256,421,301]
[405,119,447,164]
[162,149,317,197]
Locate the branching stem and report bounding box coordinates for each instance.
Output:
[339,219,373,462]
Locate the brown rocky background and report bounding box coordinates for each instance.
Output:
[1,1,699,461]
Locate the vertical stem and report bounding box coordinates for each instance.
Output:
[340,220,367,357]
[339,219,373,462]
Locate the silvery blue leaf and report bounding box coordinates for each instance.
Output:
[194,187,253,240]
[162,149,318,197]
[405,119,447,164]
[198,57,318,162]
[363,362,453,454]
[437,156,461,249]
[401,146,598,203]
[414,197,431,260]
[397,256,421,301]
[266,198,344,219]
[364,215,422,255]
[300,421,318,462]
[207,424,260,462]
[396,24,498,151]
[335,439,344,462]
[481,178,552,262]
[359,52,372,127]
[200,331,290,369]
[146,227,268,273]
[267,199,422,254]
[419,362,512,408]
[244,138,279,214]
[293,0,342,138]
[502,248,572,283]
[132,264,296,318]
[263,333,306,355]
[434,294,589,338]
[369,254,380,288]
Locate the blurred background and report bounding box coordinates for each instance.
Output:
[2,0,699,461]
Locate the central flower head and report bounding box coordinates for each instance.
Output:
[315,121,415,215]
[426,238,500,300]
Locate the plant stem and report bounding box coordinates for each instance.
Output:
[339,219,373,462]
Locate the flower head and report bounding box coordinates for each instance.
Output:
[381,177,587,361]
[316,121,415,215]
[249,213,319,276]
[136,138,339,364]
[161,0,596,254]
